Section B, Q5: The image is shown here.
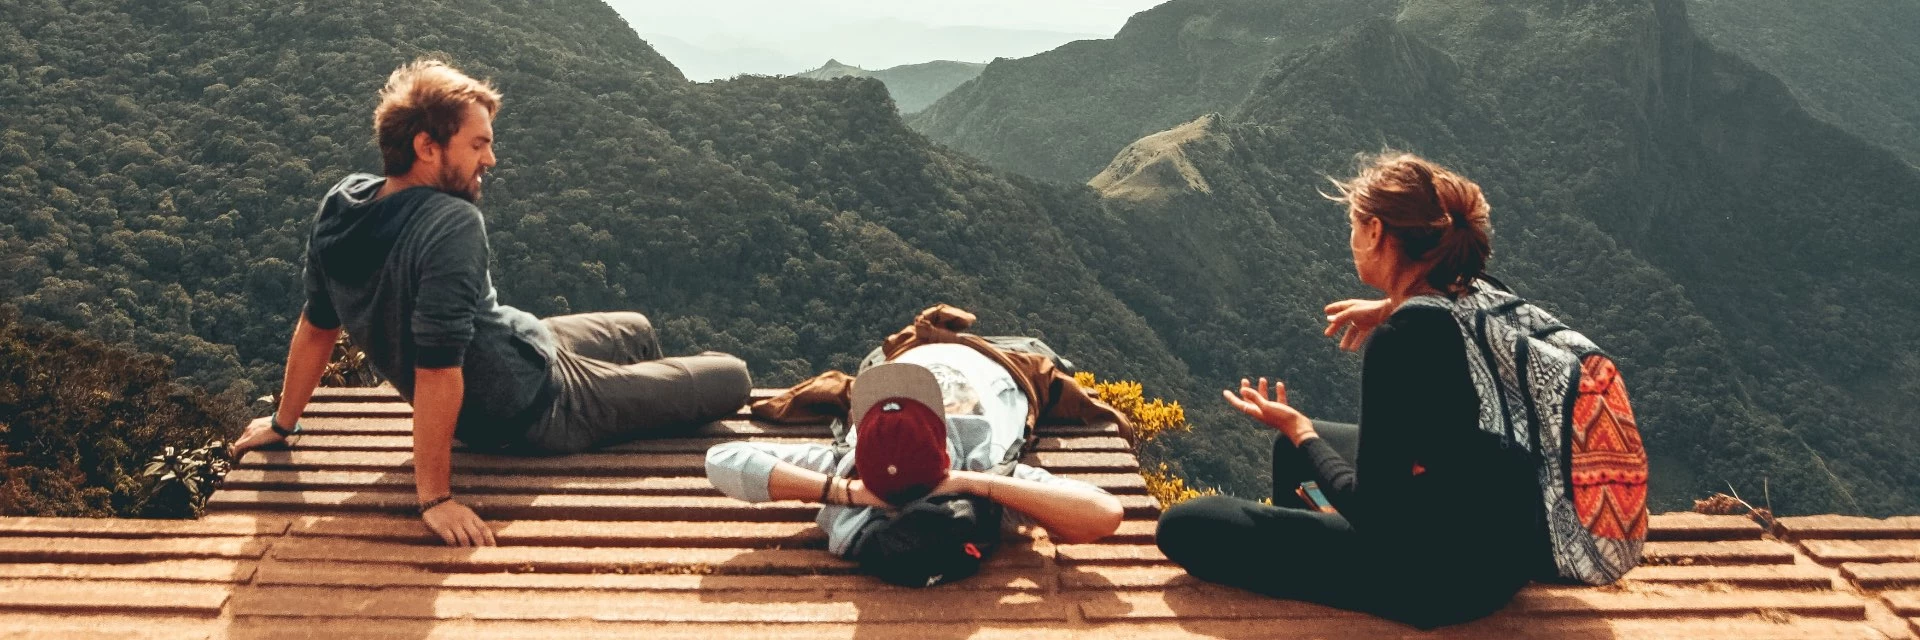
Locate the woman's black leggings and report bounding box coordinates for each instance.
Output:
[1154,423,1527,629]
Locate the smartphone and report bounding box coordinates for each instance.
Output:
[1295,481,1337,513]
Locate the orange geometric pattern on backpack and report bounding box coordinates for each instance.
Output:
[1570,355,1648,540]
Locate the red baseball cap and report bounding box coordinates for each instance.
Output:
[852,363,950,506]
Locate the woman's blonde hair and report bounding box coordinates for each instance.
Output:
[1326,151,1492,291]
[373,58,502,176]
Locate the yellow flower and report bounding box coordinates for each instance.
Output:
[1142,462,1218,508]
[1077,370,1208,507]
[1077,372,1187,444]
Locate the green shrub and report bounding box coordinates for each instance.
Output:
[0,306,245,518]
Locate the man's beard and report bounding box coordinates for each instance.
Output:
[438,163,483,204]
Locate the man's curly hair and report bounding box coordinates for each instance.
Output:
[373,59,501,176]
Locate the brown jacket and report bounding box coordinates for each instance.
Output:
[750,304,1135,444]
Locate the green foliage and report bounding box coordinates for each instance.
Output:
[1686,0,1920,165]
[2,0,1913,519]
[134,440,231,519]
[930,0,1920,516]
[0,306,245,517]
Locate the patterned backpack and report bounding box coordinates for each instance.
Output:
[1403,277,1649,585]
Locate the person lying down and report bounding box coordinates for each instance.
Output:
[706,331,1125,586]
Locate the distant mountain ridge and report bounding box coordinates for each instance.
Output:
[909,0,1402,183]
[641,19,1098,82]
[640,32,807,81]
[919,0,1920,516]
[793,59,986,113]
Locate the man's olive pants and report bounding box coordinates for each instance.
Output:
[521,312,751,453]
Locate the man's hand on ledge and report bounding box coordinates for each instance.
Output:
[229,416,288,460]
[422,500,497,546]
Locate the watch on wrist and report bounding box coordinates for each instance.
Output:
[269,415,302,438]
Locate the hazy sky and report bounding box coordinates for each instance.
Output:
[604,0,1173,80]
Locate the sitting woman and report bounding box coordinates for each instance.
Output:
[1156,152,1549,628]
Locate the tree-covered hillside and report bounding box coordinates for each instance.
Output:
[1075,0,1920,515]
[1685,0,1920,166]
[793,59,985,113]
[0,305,244,517]
[3,0,1915,516]
[0,0,1221,481]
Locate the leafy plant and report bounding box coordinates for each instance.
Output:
[0,306,244,518]
[321,333,381,388]
[1141,461,1220,508]
[134,440,232,519]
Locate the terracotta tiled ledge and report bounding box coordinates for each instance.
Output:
[0,387,1912,639]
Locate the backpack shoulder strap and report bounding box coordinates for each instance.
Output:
[982,336,1076,373]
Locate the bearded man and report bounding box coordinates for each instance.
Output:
[232,59,751,546]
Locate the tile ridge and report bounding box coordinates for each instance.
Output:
[1771,519,1916,638]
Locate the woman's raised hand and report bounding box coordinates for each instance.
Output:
[1222,377,1317,445]
[1324,298,1394,352]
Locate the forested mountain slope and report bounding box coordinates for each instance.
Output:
[1685,0,1920,166]
[0,0,1198,455]
[1071,0,1920,515]
[4,0,1915,515]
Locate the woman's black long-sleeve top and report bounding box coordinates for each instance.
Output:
[1295,304,1551,575]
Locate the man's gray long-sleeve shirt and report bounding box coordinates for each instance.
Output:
[303,174,558,445]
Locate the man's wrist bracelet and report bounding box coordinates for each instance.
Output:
[417,494,455,515]
[818,476,834,505]
[270,415,302,438]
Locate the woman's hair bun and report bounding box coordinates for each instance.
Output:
[1325,150,1492,290]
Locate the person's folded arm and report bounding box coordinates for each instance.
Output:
[947,466,1122,544]
[705,442,886,505]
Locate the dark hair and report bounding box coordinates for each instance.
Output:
[1326,151,1492,291]
[373,58,501,176]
